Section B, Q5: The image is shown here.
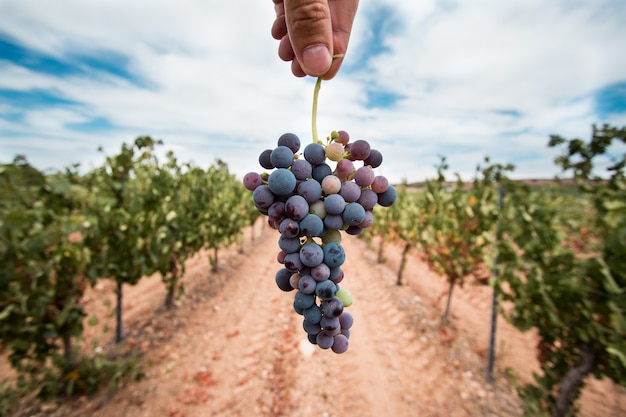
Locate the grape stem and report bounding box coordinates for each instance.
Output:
[311,54,344,145]
[312,77,323,144]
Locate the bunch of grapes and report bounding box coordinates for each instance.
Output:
[243,130,396,353]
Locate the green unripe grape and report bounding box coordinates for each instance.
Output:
[309,200,326,218]
[326,142,345,162]
[336,288,353,307]
[322,229,342,244]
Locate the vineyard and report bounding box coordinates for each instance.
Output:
[1,125,625,417]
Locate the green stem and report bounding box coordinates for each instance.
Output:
[312,77,323,144]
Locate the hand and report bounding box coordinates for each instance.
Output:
[271,0,359,80]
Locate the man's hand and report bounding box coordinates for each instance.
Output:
[272,0,359,79]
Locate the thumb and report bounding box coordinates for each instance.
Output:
[284,0,333,77]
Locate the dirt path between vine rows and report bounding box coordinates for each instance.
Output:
[5,221,625,417]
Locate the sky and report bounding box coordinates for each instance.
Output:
[1,0,625,184]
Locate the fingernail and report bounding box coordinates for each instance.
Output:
[302,45,332,76]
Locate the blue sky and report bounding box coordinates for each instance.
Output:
[1,0,625,183]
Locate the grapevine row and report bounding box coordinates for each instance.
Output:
[0,136,258,399]
[363,125,625,417]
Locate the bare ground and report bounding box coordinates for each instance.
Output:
[2,219,625,417]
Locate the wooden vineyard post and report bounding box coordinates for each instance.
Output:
[487,186,503,378]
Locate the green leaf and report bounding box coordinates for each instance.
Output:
[596,259,623,295]
[607,347,626,370]
[0,305,14,321]
[166,210,177,222]
[55,302,75,327]
[603,199,626,211]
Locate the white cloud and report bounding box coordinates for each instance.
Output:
[1,0,625,184]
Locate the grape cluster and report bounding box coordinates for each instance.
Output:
[243,130,396,354]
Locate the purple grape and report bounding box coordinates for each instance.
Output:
[293,299,305,315]
[285,195,309,221]
[304,304,323,324]
[277,250,287,264]
[268,201,286,224]
[354,166,375,187]
[323,214,344,230]
[299,213,324,237]
[331,334,349,354]
[275,268,294,292]
[345,225,364,236]
[324,193,345,215]
[294,291,315,310]
[267,217,279,229]
[357,188,377,211]
[339,181,361,202]
[321,296,344,318]
[320,316,341,335]
[335,159,355,179]
[339,311,354,329]
[329,267,342,281]
[303,319,321,335]
[371,175,389,193]
[259,149,274,169]
[358,210,374,229]
[304,143,325,165]
[364,149,383,168]
[323,242,345,268]
[284,252,303,272]
[291,159,312,180]
[311,263,331,281]
[377,184,397,207]
[279,218,299,238]
[277,132,301,153]
[312,163,332,183]
[349,139,371,160]
[315,280,337,300]
[278,235,301,253]
[299,242,324,267]
[268,168,296,196]
[298,274,317,294]
[335,130,350,145]
[316,332,334,349]
[270,145,294,168]
[342,202,366,226]
[297,179,322,203]
[252,184,274,210]
[331,271,344,284]
[243,172,263,191]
